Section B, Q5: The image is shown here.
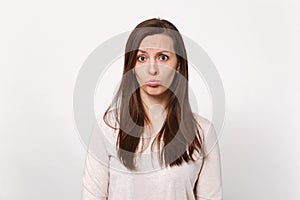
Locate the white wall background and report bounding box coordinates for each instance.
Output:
[0,0,299,199]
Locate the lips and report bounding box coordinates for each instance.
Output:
[146,80,160,87]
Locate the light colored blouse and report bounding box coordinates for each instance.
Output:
[81,113,223,200]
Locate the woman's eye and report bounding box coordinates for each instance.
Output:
[137,56,146,62]
[159,55,168,61]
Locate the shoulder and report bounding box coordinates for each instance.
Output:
[102,108,120,129]
[192,112,214,134]
[96,109,119,146]
[192,112,218,154]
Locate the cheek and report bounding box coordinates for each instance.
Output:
[162,66,176,77]
[161,70,176,87]
[134,69,145,84]
[134,66,146,76]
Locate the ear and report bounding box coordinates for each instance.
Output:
[176,64,180,71]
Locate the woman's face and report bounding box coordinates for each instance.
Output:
[134,34,178,99]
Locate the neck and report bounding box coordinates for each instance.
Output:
[140,90,171,111]
[139,90,169,135]
[142,104,167,138]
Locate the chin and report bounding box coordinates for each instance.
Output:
[145,87,168,96]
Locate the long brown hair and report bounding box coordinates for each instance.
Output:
[103,18,205,170]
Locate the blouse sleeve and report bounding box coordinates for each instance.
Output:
[81,119,110,200]
[194,117,223,200]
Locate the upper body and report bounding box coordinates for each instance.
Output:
[81,112,223,200]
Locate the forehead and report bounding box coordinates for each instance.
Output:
[139,34,175,53]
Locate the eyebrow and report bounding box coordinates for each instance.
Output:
[137,49,173,54]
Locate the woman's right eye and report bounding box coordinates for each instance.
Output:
[137,56,146,62]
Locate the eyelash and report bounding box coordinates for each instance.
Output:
[136,54,169,62]
[137,56,146,62]
[159,55,168,61]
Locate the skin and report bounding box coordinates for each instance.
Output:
[134,34,179,136]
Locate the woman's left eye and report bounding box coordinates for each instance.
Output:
[159,55,168,61]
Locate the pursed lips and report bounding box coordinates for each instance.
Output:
[146,80,160,87]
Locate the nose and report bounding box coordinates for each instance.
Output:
[148,58,158,75]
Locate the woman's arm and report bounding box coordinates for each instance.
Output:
[194,116,223,200]
[194,140,223,200]
[81,152,109,200]
[81,119,110,200]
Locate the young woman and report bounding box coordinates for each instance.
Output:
[82,18,223,200]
